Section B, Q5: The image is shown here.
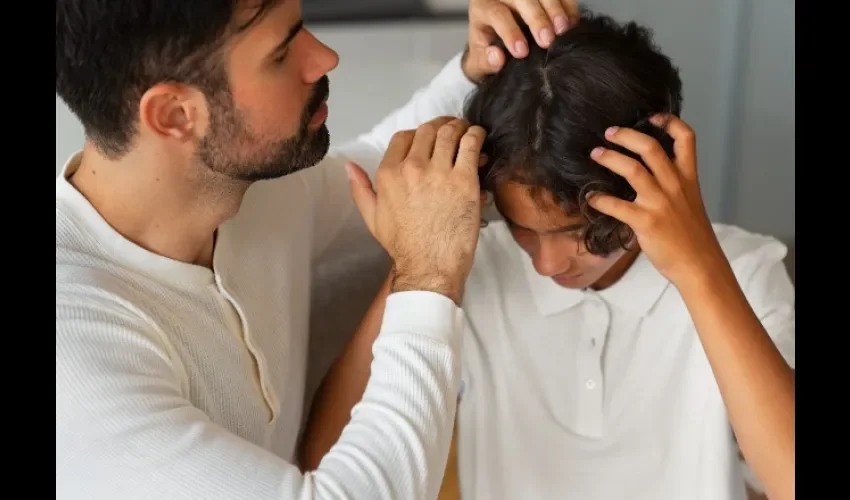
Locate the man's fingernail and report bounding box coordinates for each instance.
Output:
[540,28,554,46]
[590,147,605,159]
[605,126,619,138]
[649,114,665,126]
[514,40,527,56]
[555,16,569,33]
[487,48,499,67]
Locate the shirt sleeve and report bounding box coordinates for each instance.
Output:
[305,51,478,261]
[57,289,464,500]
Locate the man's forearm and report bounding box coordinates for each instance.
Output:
[299,273,393,470]
[677,262,794,500]
[59,288,465,500]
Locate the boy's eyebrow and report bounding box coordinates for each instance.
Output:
[502,213,585,234]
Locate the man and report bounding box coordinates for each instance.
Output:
[301,11,795,500]
[55,0,583,498]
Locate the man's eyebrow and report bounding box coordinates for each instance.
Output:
[269,19,303,57]
[502,214,585,234]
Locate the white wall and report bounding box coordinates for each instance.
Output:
[56,97,85,171]
[306,20,468,144]
[724,0,795,242]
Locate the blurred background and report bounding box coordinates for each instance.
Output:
[55,0,795,273]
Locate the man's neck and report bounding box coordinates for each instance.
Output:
[69,142,249,269]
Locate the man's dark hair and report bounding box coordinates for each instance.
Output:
[56,0,278,159]
[464,8,682,256]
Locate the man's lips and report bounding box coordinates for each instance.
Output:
[309,99,328,125]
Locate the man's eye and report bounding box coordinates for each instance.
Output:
[273,51,288,64]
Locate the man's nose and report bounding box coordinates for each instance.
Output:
[303,30,339,83]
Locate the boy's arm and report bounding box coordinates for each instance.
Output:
[299,272,393,470]
[436,418,462,500]
[301,276,466,500]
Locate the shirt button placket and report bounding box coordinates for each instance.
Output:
[575,295,608,438]
[216,277,278,424]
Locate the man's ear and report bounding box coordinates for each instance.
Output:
[138,83,205,143]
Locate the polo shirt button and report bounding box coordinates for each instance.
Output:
[585,379,596,390]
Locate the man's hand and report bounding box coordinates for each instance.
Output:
[346,117,487,305]
[463,0,581,82]
[586,114,728,289]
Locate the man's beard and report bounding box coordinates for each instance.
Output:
[197,76,330,182]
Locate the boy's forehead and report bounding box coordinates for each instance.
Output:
[493,182,585,232]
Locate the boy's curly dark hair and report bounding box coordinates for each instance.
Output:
[464,8,682,256]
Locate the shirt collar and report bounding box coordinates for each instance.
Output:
[55,151,216,288]
[521,249,672,318]
[58,151,81,179]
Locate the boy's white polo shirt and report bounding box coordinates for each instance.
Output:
[456,220,794,500]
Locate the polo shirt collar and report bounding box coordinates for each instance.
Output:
[521,249,672,318]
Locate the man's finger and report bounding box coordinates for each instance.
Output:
[650,113,698,181]
[586,192,642,228]
[472,44,506,76]
[603,126,681,194]
[382,130,416,172]
[540,0,569,34]
[479,3,528,58]
[346,161,377,236]
[562,0,580,27]
[512,0,556,48]
[432,119,473,169]
[408,116,455,163]
[454,125,488,177]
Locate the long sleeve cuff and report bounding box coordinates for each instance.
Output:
[380,290,465,348]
